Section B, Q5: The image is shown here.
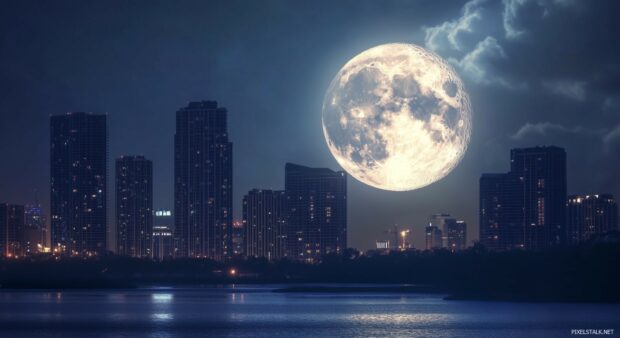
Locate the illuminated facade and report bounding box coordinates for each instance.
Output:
[376,240,390,249]
[174,101,233,260]
[231,219,244,256]
[243,189,287,260]
[285,163,347,262]
[0,204,24,257]
[480,146,566,251]
[50,113,107,256]
[153,210,173,260]
[511,147,566,249]
[116,156,153,257]
[567,194,618,244]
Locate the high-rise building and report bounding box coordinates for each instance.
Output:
[567,194,618,244]
[479,173,525,250]
[243,189,287,260]
[425,225,442,250]
[511,146,567,249]
[153,210,174,260]
[0,204,24,257]
[50,112,107,256]
[116,156,153,257]
[174,101,233,260]
[447,220,467,252]
[480,146,567,250]
[285,163,347,262]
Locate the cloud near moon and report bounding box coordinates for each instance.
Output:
[322,43,472,191]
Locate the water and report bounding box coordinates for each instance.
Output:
[1,285,619,337]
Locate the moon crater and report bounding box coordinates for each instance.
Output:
[322,43,472,191]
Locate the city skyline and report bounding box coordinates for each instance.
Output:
[0,105,618,251]
[1,1,620,250]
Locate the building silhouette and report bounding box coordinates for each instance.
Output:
[174,101,233,260]
[480,173,525,250]
[567,194,618,244]
[511,146,567,249]
[426,214,467,251]
[116,156,153,257]
[285,163,347,262]
[448,220,467,251]
[480,146,567,250]
[0,204,24,257]
[50,113,107,256]
[243,189,287,260]
[425,224,442,250]
[153,210,174,260]
[429,214,454,248]
[23,195,47,255]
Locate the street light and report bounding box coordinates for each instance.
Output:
[400,230,410,250]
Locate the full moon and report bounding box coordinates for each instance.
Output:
[322,43,472,191]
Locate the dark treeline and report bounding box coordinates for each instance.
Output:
[1,240,619,302]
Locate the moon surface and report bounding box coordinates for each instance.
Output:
[322,43,472,191]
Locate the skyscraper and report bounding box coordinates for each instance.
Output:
[243,189,287,260]
[285,163,347,262]
[116,156,153,257]
[480,146,567,251]
[174,101,233,260]
[567,194,618,244]
[0,204,24,257]
[479,173,525,250]
[511,146,567,249]
[50,113,107,256]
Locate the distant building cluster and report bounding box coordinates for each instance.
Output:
[425,214,467,252]
[480,146,618,250]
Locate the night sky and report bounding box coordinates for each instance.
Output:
[1,0,619,250]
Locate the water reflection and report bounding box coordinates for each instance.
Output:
[346,313,453,325]
[0,287,618,338]
[230,293,245,304]
[152,293,173,303]
[151,292,174,324]
[150,313,174,322]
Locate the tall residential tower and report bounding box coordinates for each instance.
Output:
[243,189,287,260]
[174,101,233,260]
[480,146,567,250]
[116,156,153,257]
[50,113,107,255]
[285,163,347,262]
